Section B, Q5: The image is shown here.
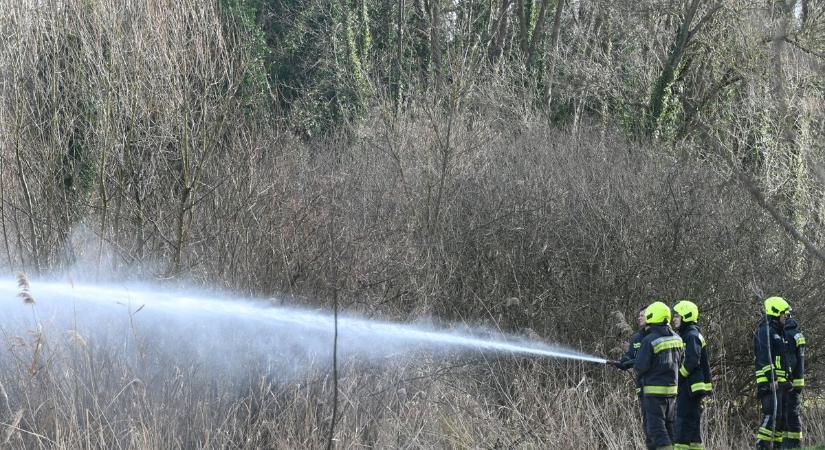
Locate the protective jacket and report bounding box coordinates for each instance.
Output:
[619,328,647,392]
[635,324,683,396]
[784,318,806,389]
[753,317,790,388]
[678,323,712,397]
[619,328,647,369]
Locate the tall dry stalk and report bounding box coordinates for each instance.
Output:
[16,272,43,376]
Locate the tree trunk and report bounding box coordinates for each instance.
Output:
[394,0,405,112]
[525,0,551,68]
[600,8,613,143]
[0,149,12,267]
[487,0,512,65]
[770,1,802,226]
[97,141,108,274]
[428,0,443,87]
[646,0,722,136]
[13,110,40,274]
[542,0,565,107]
[516,0,531,54]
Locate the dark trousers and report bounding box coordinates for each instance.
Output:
[639,393,651,449]
[782,390,802,448]
[642,395,675,449]
[674,388,702,447]
[757,390,785,447]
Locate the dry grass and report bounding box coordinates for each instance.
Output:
[0,318,822,449]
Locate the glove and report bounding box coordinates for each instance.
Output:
[757,383,778,397]
[690,387,712,399]
[779,381,793,392]
[792,387,803,394]
[606,360,623,370]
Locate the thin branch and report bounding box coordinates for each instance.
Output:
[325,170,340,450]
[784,36,825,60]
[738,173,825,263]
[325,286,339,450]
[0,421,55,445]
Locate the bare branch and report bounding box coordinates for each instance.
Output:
[738,172,825,264]
[698,120,825,265]
[784,36,825,60]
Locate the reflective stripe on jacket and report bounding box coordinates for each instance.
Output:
[677,323,712,396]
[635,324,683,397]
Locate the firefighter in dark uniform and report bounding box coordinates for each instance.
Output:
[754,296,792,449]
[635,301,684,450]
[607,307,649,446]
[783,314,805,448]
[671,300,712,450]
[609,306,648,371]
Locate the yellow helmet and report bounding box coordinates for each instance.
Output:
[673,300,699,323]
[645,301,671,325]
[764,296,790,317]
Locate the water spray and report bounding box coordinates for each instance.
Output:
[0,278,606,368]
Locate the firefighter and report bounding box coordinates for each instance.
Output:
[754,296,792,449]
[607,306,647,371]
[671,300,712,450]
[635,301,683,450]
[783,313,806,448]
[606,307,649,446]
